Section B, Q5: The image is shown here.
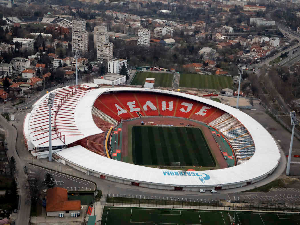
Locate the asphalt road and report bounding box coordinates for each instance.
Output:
[0,114,30,225]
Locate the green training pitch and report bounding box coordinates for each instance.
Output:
[180,73,233,89]
[132,126,215,167]
[102,207,300,225]
[131,72,173,87]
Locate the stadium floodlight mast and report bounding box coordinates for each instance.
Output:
[74,50,80,86]
[286,111,297,176]
[236,65,243,109]
[48,92,55,162]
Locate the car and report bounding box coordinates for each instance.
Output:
[211,190,217,193]
[200,189,206,193]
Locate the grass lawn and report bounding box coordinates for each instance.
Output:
[131,72,173,87]
[102,207,300,225]
[68,193,94,205]
[132,126,215,167]
[180,73,233,90]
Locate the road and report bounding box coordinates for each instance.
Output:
[0,114,30,225]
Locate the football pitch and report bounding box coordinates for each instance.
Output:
[180,73,233,89]
[102,207,300,225]
[132,126,215,167]
[131,72,173,87]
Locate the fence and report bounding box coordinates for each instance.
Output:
[106,195,300,212]
[260,102,300,141]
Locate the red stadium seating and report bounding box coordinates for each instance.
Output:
[94,92,226,125]
[134,92,159,117]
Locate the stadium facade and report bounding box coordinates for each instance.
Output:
[23,85,281,191]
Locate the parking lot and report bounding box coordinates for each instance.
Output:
[28,164,96,192]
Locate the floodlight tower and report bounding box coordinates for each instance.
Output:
[48,92,55,162]
[236,65,243,109]
[286,111,297,175]
[74,50,80,86]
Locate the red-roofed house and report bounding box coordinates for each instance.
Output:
[28,77,42,87]
[36,64,46,70]
[183,63,203,72]
[46,187,81,217]
[43,72,51,78]
[243,5,266,12]
[0,89,8,101]
[22,69,36,79]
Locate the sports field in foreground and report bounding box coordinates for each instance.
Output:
[132,126,215,167]
[131,72,173,87]
[180,73,233,89]
[102,207,300,225]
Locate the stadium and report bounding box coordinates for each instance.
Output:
[23,85,281,191]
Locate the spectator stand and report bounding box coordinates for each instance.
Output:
[209,127,235,167]
[110,124,123,161]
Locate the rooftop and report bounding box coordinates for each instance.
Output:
[46,187,81,212]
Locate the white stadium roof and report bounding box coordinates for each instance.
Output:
[51,87,281,188]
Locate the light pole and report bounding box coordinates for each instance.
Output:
[48,92,55,162]
[236,65,243,109]
[286,111,297,175]
[74,51,80,86]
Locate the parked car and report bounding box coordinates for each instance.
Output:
[211,190,217,193]
[200,189,206,193]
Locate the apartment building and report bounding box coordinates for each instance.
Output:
[72,20,88,54]
[97,42,113,61]
[154,27,174,38]
[94,25,113,61]
[137,28,150,47]
[108,59,127,74]
[94,26,109,47]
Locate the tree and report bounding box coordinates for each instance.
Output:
[9,156,16,175]
[120,63,129,81]
[43,173,55,189]
[100,64,106,76]
[3,77,10,91]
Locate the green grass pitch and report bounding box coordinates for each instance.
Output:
[102,207,300,225]
[180,73,233,89]
[131,72,173,87]
[132,126,215,167]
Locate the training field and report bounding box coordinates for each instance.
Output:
[132,126,215,167]
[180,73,233,89]
[131,72,173,87]
[102,207,300,225]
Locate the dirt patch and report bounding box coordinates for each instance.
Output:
[121,117,228,169]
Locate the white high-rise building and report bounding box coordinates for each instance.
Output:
[108,59,127,74]
[154,27,174,38]
[97,42,113,62]
[94,25,113,61]
[94,26,109,47]
[72,20,88,54]
[137,28,150,47]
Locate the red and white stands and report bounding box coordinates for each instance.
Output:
[24,86,281,191]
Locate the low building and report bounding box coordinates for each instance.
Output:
[94,74,126,86]
[144,78,155,88]
[250,18,275,27]
[243,5,266,12]
[0,63,13,77]
[0,89,8,101]
[46,187,81,217]
[108,59,127,74]
[11,57,30,73]
[221,88,233,96]
[53,59,63,68]
[12,38,34,51]
[22,69,36,79]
